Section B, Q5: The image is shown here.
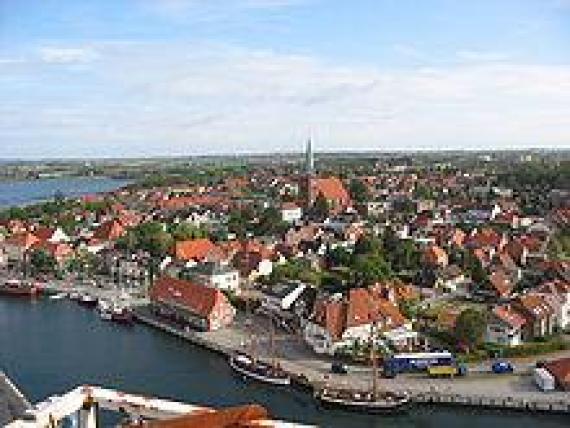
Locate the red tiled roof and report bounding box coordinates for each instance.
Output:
[489,271,514,298]
[492,305,526,329]
[5,232,40,249]
[313,299,346,341]
[33,227,55,242]
[517,293,554,320]
[545,357,570,388]
[311,177,351,203]
[173,238,222,262]
[467,228,502,248]
[150,276,229,318]
[93,220,125,241]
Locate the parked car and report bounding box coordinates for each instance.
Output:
[491,361,514,374]
[330,361,348,375]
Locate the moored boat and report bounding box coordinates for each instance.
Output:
[78,294,97,307]
[314,387,410,414]
[229,352,291,386]
[315,320,410,414]
[111,305,134,325]
[0,279,40,297]
[49,292,67,300]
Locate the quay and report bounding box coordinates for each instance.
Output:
[133,305,570,415]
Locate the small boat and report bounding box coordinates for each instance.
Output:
[97,299,113,320]
[49,292,67,300]
[229,352,291,386]
[111,305,134,325]
[100,309,113,321]
[77,294,97,307]
[0,279,40,297]
[69,291,81,301]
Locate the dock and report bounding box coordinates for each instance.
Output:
[0,372,31,426]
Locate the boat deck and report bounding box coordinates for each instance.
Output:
[0,372,30,426]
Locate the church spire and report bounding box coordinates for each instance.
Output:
[306,135,314,176]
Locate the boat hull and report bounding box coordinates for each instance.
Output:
[229,355,291,386]
[315,391,410,415]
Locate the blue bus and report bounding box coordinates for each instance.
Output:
[384,351,455,375]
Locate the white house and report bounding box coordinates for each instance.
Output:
[304,288,410,355]
[281,203,302,223]
[185,261,240,293]
[486,305,526,347]
[537,280,570,330]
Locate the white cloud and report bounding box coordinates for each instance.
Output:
[38,47,99,64]
[1,42,569,157]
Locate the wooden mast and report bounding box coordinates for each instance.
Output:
[269,314,276,368]
[370,321,378,401]
[245,279,257,362]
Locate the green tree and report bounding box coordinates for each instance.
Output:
[256,207,288,236]
[354,234,382,256]
[170,223,206,241]
[326,246,352,267]
[352,253,392,286]
[29,249,57,275]
[348,179,370,203]
[454,308,487,351]
[311,193,329,221]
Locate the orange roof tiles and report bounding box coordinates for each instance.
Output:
[311,177,351,204]
[151,276,230,319]
[5,232,40,249]
[492,305,526,329]
[173,238,222,262]
[93,220,125,241]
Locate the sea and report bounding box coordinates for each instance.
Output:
[0,177,132,208]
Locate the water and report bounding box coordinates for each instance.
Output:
[0,177,131,208]
[0,299,567,427]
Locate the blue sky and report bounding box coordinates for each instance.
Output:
[1,0,569,158]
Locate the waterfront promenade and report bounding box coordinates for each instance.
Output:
[133,306,570,414]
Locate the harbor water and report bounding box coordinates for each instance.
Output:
[0,298,568,428]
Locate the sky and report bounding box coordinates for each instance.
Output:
[1,0,569,158]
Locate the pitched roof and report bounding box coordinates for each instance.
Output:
[311,177,350,203]
[33,227,55,242]
[173,238,222,262]
[489,270,514,297]
[150,276,230,318]
[5,232,39,249]
[517,293,555,320]
[93,220,125,241]
[492,305,526,329]
[544,357,570,387]
[313,299,346,341]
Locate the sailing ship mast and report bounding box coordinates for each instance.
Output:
[269,314,276,368]
[244,279,257,362]
[370,321,379,401]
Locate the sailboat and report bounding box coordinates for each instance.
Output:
[314,322,410,414]
[229,287,290,386]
